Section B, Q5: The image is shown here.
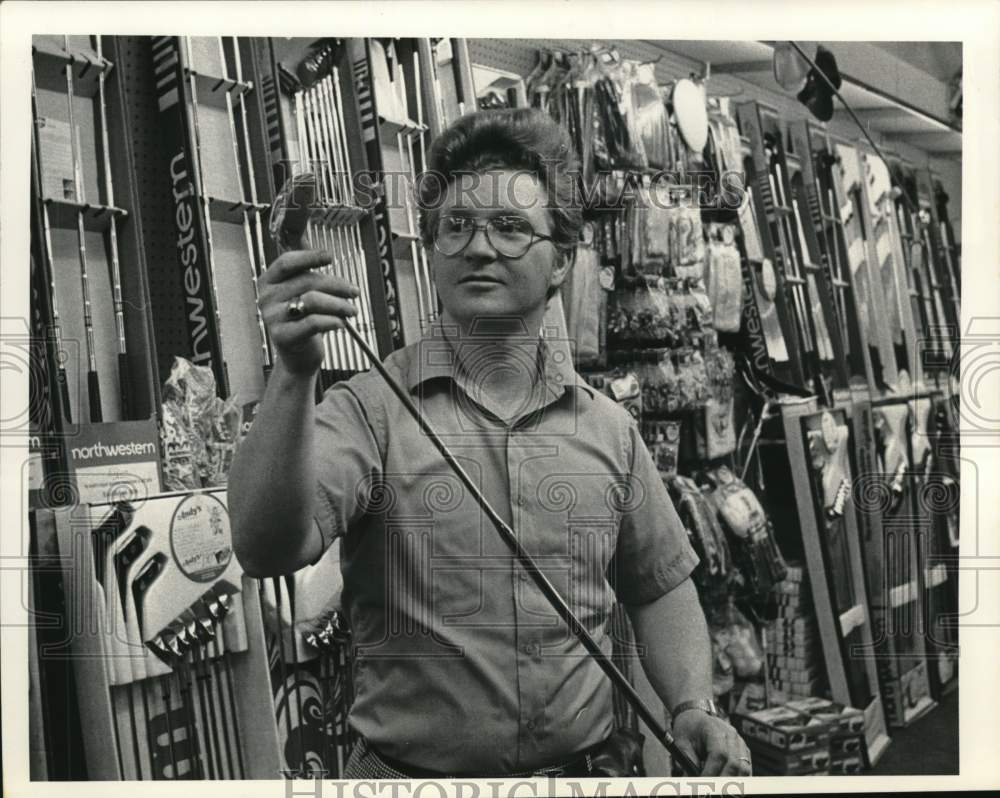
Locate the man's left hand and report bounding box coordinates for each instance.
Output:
[672,711,753,777]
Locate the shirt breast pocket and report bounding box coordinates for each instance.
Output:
[532,472,624,628]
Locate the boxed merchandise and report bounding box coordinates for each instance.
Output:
[768,679,827,700]
[768,665,825,685]
[730,704,833,751]
[829,733,865,758]
[787,697,865,735]
[829,755,864,775]
[765,654,815,671]
[747,739,831,776]
[772,591,811,611]
[774,579,806,597]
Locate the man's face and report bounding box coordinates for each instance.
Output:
[429,170,569,329]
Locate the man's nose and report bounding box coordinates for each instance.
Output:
[463,225,498,259]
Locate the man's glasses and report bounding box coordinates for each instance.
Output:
[433,215,556,259]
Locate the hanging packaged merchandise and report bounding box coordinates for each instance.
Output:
[641,419,682,476]
[694,342,738,459]
[708,110,743,177]
[608,370,643,422]
[639,186,675,267]
[594,75,643,171]
[584,369,643,422]
[675,349,712,410]
[709,601,765,679]
[673,204,706,280]
[701,465,788,598]
[159,357,242,490]
[710,634,736,698]
[706,222,744,332]
[563,224,607,365]
[666,475,732,597]
[618,61,652,168]
[632,62,670,169]
[695,395,737,460]
[608,275,673,345]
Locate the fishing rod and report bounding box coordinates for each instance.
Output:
[273,173,700,777]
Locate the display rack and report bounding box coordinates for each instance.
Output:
[30,35,160,428]
[46,490,281,780]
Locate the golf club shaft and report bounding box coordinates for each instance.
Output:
[336,318,699,776]
[64,37,103,422]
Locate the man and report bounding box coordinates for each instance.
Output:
[230,108,751,778]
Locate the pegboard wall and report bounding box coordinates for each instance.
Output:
[118,35,189,386]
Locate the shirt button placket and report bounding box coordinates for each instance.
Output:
[510,428,539,754]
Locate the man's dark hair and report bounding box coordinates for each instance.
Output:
[417,108,583,265]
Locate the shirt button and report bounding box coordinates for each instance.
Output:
[519,572,529,583]
[526,720,536,730]
[522,642,535,655]
[516,495,526,507]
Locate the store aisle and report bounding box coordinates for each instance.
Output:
[870,689,959,775]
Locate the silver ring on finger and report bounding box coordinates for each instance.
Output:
[287,295,307,320]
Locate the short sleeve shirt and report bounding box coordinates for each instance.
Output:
[312,321,698,774]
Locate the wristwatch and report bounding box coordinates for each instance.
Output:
[670,699,721,723]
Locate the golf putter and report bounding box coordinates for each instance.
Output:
[267,172,701,776]
[133,553,183,779]
[90,503,135,776]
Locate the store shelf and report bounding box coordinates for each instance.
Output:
[313,203,368,227]
[378,114,428,137]
[32,42,113,99]
[206,196,269,226]
[43,198,128,233]
[181,69,254,111]
[391,230,422,260]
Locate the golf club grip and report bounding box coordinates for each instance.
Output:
[88,370,103,423]
[57,368,73,424]
[118,352,132,419]
[337,320,702,777]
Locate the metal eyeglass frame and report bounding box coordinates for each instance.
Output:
[433,215,556,259]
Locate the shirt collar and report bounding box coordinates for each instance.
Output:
[405,318,595,401]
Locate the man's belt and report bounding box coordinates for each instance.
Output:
[358,736,602,779]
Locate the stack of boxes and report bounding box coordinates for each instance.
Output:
[765,563,829,701]
[731,698,867,776]
[730,703,832,775]
[788,697,868,775]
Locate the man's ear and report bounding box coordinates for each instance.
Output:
[549,249,573,291]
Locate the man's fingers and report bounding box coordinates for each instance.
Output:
[699,725,739,776]
[673,739,700,776]
[701,747,728,777]
[263,291,358,326]
[718,730,752,777]
[263,249,338,283]
[260,269,360,306]
[279,313,351,337]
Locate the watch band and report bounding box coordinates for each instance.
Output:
[671,698,720,721]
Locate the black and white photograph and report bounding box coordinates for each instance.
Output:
[2,2,998,795]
